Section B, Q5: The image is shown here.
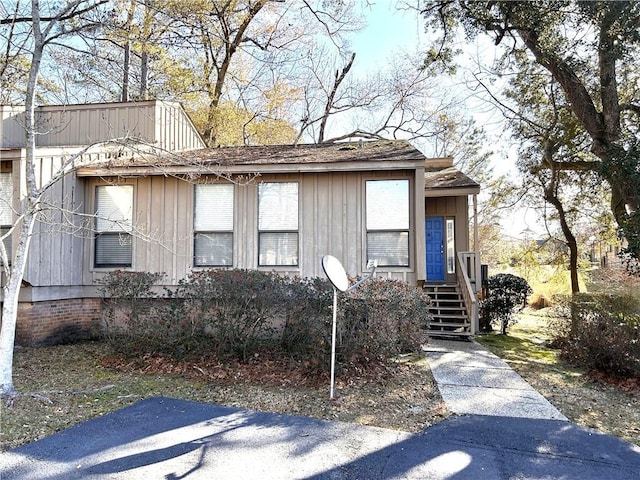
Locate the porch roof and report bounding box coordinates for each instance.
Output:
[424,166,480,197]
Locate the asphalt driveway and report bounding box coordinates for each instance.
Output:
[3,396,640,479]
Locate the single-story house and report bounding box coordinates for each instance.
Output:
[0,100,481,345]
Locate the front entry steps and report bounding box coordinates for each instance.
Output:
[423,283,471,337]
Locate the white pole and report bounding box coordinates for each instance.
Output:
[330,286,338,400]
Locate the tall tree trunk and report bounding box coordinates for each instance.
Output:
[518,12,640,259]
[139,0,152,100]
[544,186,580,294]
[0,0,43,397]
[121,0,137,102]
[202,0,267,146]
[122,42,130,102]
[0,212,36,396]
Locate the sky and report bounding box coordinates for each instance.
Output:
[348,3,542,239]
[349,2,427,68]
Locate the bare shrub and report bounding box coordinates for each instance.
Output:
[96,270,166,356]
[552,294,640,378]
[98,270,429,372]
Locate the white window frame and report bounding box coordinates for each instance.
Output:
[94,185,134,268]
[258,181,299,267]
[365,179,410,268]
[0,171,12,264]
[446,218,456,274]
[193,183,234,267]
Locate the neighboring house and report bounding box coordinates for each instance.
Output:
[0,101,480,346]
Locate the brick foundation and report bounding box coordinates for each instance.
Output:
[13,298,102,346]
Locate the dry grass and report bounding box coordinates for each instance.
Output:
[476,310,640,446]
[1,343,448,451]
[4,312,639,452]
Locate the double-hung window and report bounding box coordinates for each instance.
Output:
[94,185,133,268]
[365,179,410,267]
[0,171,12,263]
[258,182,298,266]
[194,183,234,266]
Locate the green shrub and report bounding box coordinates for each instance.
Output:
[279,276,333,369]
[280,276,429,371]
[481,273,532,334]
[171,269,285,360]
[552,294,640,378]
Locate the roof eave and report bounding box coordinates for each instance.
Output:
[424,186,480,197]
[76,158,425,177]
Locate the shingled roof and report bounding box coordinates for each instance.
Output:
[77,140,428,176]
[184,140,426,166]
[424,157,480,195]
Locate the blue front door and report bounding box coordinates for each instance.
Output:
[426,216,445,281]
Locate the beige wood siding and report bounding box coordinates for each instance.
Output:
[82,170,419,287]
[424,195,470,283]
[0,106,27,148]
[3,101,204,152]
[18,167,420,292]
[34,103,155,147]
[25,166,86,288]
[154,102,205,152]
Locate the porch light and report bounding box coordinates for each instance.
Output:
[321,255,377,400]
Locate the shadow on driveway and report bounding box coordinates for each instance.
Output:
[2,397,639,479]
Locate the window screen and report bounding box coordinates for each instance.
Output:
[258,182,298,266]
[94,185,133,267]
[365,179,410,267]
[194,183,234,266]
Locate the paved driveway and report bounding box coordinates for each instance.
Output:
[3,397,640,479]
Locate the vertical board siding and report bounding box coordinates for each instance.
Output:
[69,172,85,286]
[2,101,204,151]
[0,106,27,148]
[40,169,419,290]
[25,102,204,152]
[235,180,258,269]
[424,194,471,271]
[26,156,85,287]
[35,103,155,147]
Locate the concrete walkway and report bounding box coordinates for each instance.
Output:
[424,338,568,420]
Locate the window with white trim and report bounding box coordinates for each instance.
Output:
[446,218,455,274]
[258,182,298,266]
[0,171,12,263]
[365,179,410,267]
[94,185,133,268]
[194,183,234,266]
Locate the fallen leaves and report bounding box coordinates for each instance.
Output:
[3,342,447,451]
